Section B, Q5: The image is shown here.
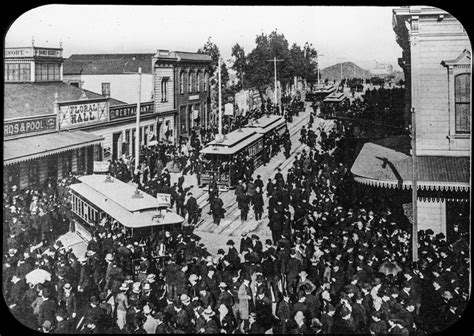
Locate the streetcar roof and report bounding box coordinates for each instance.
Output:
[323,91,347,102]
[77,174,158,212]
[200,132,263,155]
[70,179,184,228]
[246,115,286,132]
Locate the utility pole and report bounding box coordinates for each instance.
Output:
[267,57,283,115]
[411,107,418,262]
[218,58,223,139]
[135,67,142,173]
[317,53,324,85]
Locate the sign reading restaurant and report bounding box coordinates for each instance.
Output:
[58,99,108,129]
[4,115,57,138]
[109,102,154,121]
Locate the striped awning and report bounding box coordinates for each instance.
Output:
[351,135,470,192]
[4,130,103,166]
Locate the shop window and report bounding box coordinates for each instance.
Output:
[101,83,111,97]
[62,153,72,177]
[28,162,40,187]
[161,77,169,102]
[77,148,86,174]
[5,63,31,82]
[180,71,184,94]
[455,73,470,134]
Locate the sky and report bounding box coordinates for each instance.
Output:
[5,5,403,71]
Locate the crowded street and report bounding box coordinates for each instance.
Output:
[3,5,471,335]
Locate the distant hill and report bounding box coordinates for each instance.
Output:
[320,62,371,81]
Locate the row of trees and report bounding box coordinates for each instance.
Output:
[197,30,320,109]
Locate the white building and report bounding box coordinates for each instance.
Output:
[63,53,154,104]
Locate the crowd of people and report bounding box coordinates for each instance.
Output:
[3,86,470,334]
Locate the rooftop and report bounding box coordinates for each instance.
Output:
[63,53,155,75]
[4,82,126,120]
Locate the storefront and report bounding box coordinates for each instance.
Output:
[4,117,103,190]
[79,101,159,160]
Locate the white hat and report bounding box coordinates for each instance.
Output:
[105,253,113,262]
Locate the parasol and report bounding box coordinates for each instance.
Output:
[378,261,402,276]
[25,268,51,285]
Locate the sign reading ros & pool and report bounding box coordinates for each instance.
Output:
[4,115,57,138]
[58,99,108,129]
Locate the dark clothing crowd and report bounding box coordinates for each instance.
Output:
[3,86,470,334]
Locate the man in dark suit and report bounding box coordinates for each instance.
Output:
[38,288,58,329]
[251,235,263,258]
[226,240,240,268]
[240,232,252,254]
[238,193,250,222]
[185,192,199,225]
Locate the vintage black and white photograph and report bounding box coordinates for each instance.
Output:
[3,5,471,334]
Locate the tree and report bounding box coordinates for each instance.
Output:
[231,43,247,88]
[197,36,221,77]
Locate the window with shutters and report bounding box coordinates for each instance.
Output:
[454,74,470,134]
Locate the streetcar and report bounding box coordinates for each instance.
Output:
[319,91,350,118]
[67,174,184,244]
[246,115,288,142]
[200,128,264,190]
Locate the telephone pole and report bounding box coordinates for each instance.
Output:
[267,57,283,115]
[411,107,418,262]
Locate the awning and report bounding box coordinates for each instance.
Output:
[351,135,470,192]
[4,130,103,166]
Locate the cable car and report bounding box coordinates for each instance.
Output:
[67,174,184,245]
[200,128,264,190]
[245,115,288,142]
[320,91,350,118]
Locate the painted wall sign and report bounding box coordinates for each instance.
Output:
[4,115,57,138]
[58,100,108,129]
[109,102,154,121]
[4,47,62,58]
[189,94,200,101]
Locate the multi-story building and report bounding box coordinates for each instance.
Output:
[63,53,173,160]
[63,53,154,104]
[350,6,470,239]
[152,50,212,144]
[4,45,112,189]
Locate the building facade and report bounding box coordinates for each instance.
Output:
[63,53,167,160]
[4,45,105,189]
[152,50,212,144]
[63,53,154,104]
[351,6,471,239]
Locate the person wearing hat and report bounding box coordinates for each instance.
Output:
[369,310,388,334]
[198,306,219,333]
[243,312,265,334]
[387,318,409,335]
[184,191,199,227]
[141,304,159,334]
[81,295,104,332]
[58,282,77,320]
[115,283,130,330]
[333,305,357,334]
[174,302,192,333]
[240,232,252,254]
[250,234,263,257]
[216,282,234,310]
[237,275,252,323]
[37,287,58,330]
[210,192,225,226]
[198,283,215,309]
[40,319,52,333]
[225,239,240,268]
[237,191,250,223]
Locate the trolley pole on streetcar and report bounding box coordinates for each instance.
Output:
[267,57,283,115]
[411,107,418,262]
